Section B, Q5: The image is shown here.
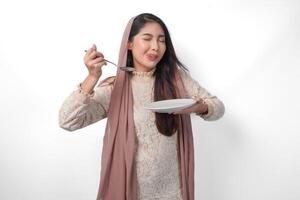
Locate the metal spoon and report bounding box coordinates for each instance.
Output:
[84,50,135,72]
[103,59,135,72]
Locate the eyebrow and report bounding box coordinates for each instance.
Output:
[141,33,165,37]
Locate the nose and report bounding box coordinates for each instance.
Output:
[151,40,159,51]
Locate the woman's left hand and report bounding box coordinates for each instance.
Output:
[172,96,208,115]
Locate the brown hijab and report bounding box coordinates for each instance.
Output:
[96,16,195,200]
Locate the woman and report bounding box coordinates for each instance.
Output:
[59,13,225,200]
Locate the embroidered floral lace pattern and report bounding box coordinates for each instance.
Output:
[179,70,225,120]
[131,70,183,200]
[58,83,113,131]
[59,69,225,199]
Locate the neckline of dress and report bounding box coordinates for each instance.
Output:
[132,68,156,77]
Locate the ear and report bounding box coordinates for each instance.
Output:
[127,42,133,50]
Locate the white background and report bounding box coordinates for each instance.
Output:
[0,0,299,199]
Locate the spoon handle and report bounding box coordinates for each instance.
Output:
[84,50,134,72]
[103,59,118,67]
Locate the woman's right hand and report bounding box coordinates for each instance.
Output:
[84,44,106,78]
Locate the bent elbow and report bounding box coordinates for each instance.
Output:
[58,118,81,132]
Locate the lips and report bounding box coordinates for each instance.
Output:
[146,54,159,61]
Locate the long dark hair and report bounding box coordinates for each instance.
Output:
[127,13,188,136]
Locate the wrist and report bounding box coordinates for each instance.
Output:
[201,104,209,115]
[196,101,208,115]
[78,83,95,97]
[79,75,99,96]
[88,73,101,81]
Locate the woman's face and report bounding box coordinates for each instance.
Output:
[128,22,166,72]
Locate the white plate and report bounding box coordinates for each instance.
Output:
[144,99,196,113]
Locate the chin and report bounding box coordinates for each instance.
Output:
[145,60,160,68]
[146,65,157,70]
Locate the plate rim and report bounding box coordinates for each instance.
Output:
[144,98,196,110]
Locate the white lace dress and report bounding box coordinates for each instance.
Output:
[59,69,225,200]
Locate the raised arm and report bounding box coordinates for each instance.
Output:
[58,44,113,131]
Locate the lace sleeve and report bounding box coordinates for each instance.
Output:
[179,69,225,121]
[58,83,113,131]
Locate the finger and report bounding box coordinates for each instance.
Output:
[91,57,106,65]
[85,44,97,56]
[88,50,98,59]
[173,111,188,115]
[85,48,93,56]
[93,60,106,68]
[174,102,200,115]
[172,108,191,115]
[85,44,97,55]
[95,51,104,58]
[172,111,182,115]
[179,108,193,114]
[92,44,97,51]
[192,96,202,103]
[88,49,104,60]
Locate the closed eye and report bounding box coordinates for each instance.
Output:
[158,35,165,42]
[143,38,152,41]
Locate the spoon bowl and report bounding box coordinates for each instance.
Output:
[104,59,135,72]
